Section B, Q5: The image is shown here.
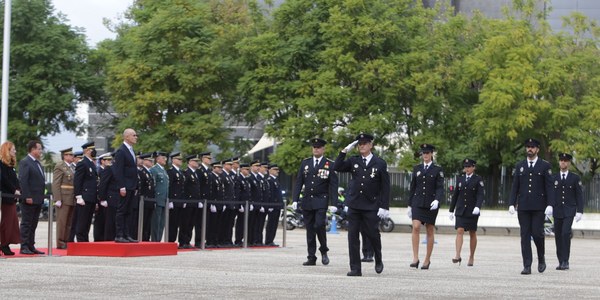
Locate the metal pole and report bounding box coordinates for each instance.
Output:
[137,196,144,241]
[164,198,170,243]
[47,195,53,256]
[1,0,12,144]
[243,201,249,249]
[200,200,207,249]
[282,200,286,248]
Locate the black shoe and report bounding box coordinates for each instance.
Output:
[375,262,384,274]
[266,242,279,247]
[57,244,67,250]
[1,245,15,256]
[556,264,564,270]
[361,256,374,262]
[347,270,362,276]
[322,254,330,265]
[452,257,462,265]
[563,262,569,270]
[421,262,431,270]
[126,237,139,243]
[521,267,531,275]
[409,260,420,268]
[302,259,317,266]
[538,261,546,273]
[115,237,130,243]
[20,248,35,255]
[30,248,45,255]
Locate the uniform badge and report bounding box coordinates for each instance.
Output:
[579,181,582,186]
[416,171,421,177]
[479,181,484,187]
[520,167,524,173]
[554,180,558,186]
[305,165,309,170]
[353,164,359,169]
[324,161,329,169]
[548,169,552,175]
[89,167,92,173]
[440,171,444,178]
[458,182,462,188]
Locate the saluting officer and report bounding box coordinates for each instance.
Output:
[335,134,389,276]
[408,143,444,270]
[509,138,554,275]
[73,142,98,242]
[292,138,338,267]
[552,153,584,271]
[167,152,186,243]
[449,158,484,267]
[52,147,76,249]
[139,153,156,241]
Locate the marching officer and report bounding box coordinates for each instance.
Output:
[335,134,389,276]
[292,138,338,267]
[150,151,169,242]
[167,152,186,243]
[73,142,98,242]
[52,147,76,249]
[509,138,554,275]
[552,153,584,270]
[449,158,484,267]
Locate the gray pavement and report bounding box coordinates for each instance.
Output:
[1,226,599,299]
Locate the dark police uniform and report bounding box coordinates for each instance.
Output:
[265,164,282,246]
[248,161,263,245]
[293,139,339,264]
[509,138,554,274]
[234,165,252,245]
[253,165,271,245]
[98,164,120,241]
[450,159,484,231]
[206,164,224,247]
[552,153,584,270]
[408,144,444,225]
[73,142,98,242]
[194,152,211,248]
[334,134,389,275]
[167,152,186,243]
[138,153,156,241]
[181,155,201,248]
[219,164,236,246]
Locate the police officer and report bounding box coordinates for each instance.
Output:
[94,153,112,241]
[167,152,186,243]
[265,164,282,246]
[219,159,236,247]
[292,138,338,266]
[181,154,201,249]
[194,152,211,248]
[335,134,389,276]
[234,163,252,246]
[253,162,271,245]
[150,151,169,242]
[449,158,484,267]
[553,153,584,270]
[97,152,118,241]
[73,142,98,242]
[509,138,554,275]
[408,143,444,270]
[139,153,156,241]
[206,161,224,247]
[52,147,76,249]
[248,160,263,245]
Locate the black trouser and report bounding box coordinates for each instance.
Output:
[168,207,181,243]
[142,202,155,241]
[218,208,235,245]
[234,209,245,244]
[192,206,205,247]
[361,224,374,258]
[554,216,574,264]
[518,210,545,268]
[93,205,106,241]
[303,208,329,260]
[116,190,135,239]
[265,208,281,245]
[179,205,194,245]
[347,208,382,272]
[206,208,219,246]
[253,209,267,245]
[75,202,95,242]
[68,207,78,242]
[129,197,140,239]
[104,206,117,241]
[19,203,42,250]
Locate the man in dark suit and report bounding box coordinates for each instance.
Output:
[111,128,139,243]
[292,138,338,267]
[509,138,554,275]
[335,133,389,276]
[553,153,584,270]
[18,140,46,255]
[74,142,99,242]
[265,164,282,246]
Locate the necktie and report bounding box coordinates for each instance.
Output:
[529,161,533,169]
[128,146,136,162]
[314,159,319,168]
[425,164,428,170]
[466,176,470,181]
[35,160,44,177]
[562,174,566,181]
[363,158,367,165]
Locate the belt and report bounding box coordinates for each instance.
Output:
[60,185,74,189]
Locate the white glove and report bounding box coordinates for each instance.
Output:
[222,205,226,212]
[268,208,274,212]
[260,206,265,213]
[183,203,187,208]
[330,206,338,213]
[238,206,245,213]
[449,212,454,221]
[198,202,204,209]
[210,204,217,213]
[508,205,515,214]
[343,140,359,152]
[168,202,174,209]
[544,205,553,217]
[55,200,62,208]
[291,202,298,210]
[430,200,439,210]
[377,208,389,219]
[100,201,108,207]
[76,195,85,206]
[472,207,480,215]
[575,212,582,222]
[250,204,254,211]
[343,206,348,213]
[407,206,412,218]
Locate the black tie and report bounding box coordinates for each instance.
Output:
[314,159,319,168]
[466,176,470,181]
[425,164,428,170]
[562,174,566,181]
[529,161,533,169]
[363,158,367,166]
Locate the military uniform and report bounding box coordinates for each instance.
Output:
[265,164,282,246]
[181,155,201,248]
[138,153,156,241]
[206,163,224,247]
[150,152,169,242]
[73,142,98,242]
[98,163,119,241]
[248,161,263,245]
[552,153,584,270]
[409,160,445,225]
[194,152,212,247]
[509,138,554,274]
[51,148,76,249]
[219,162,236,246]
[167,153,186,243]
[234,165,251,245]
[253,164,271,245]
[450,159,484,231]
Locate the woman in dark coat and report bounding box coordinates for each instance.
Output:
[0,141,21,255]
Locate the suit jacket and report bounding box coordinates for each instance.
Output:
[334,152,389,211]
[249,173,262,204]
[74,156,98,203]
[293,157,339,210]
[208,172,223,202]
[408,163,445,209]
[221,171,235,209]
[18,155,46,204]
[150,164,169,207]
[184,168,201,204]
[235,174,251,208]
[1,161,21,204]
[509,159,554,211]
[111,143,138,191]
[552,172,584,219]
[449,173,484,217]
[51,160,75,206]
[98,166,120,208]
[268,175,282,206]
[168,166,185,207]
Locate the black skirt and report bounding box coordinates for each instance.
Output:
[455,215,479,231]
[412,206,439,225]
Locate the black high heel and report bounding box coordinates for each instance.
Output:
[1,244,15,256]
[452,257,462,265]
[421,262,431,270]
[409,260,420,268]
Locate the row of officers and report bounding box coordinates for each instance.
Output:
[52,142,284,249]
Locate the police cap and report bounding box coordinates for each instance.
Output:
[420,143,435,153]
[524,138,541,148]
[310,138,327,147]
[558,153,573,161]
[355,133,374,143]
[463,158,476,167]
[81,141,95,150]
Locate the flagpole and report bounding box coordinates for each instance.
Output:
[1,0,12,144]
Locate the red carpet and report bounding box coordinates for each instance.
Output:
[67,241,178,257]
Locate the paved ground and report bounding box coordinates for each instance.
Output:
[1,226,599,299]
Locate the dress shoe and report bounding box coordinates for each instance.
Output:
[375,262,384,274]
[266,242,279,247]
[538,261,546,273]
[115,237,130,243]
[1,245,15,256]
[563,262,569,270]
[57,244,67,250]
[556,264,564,270]
[452,257,462,265]
[126,237,139,243]
[31,248,45,255]
[183,244,194,249]
[521,267,531,275]
[347,270,362,277]
[421,262,431,270]
[20,248,35,255]
[321,254,330,265]
[409,260,420,269]
[302,259,317,266]
[361,256,374,263]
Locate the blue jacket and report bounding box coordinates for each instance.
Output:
[334,152,389,211]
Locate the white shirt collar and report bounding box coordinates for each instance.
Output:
[362,153,373,165]
[527,157,538,166]
[560,171,569,177]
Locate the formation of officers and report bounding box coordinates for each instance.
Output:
[52,141,283,249]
